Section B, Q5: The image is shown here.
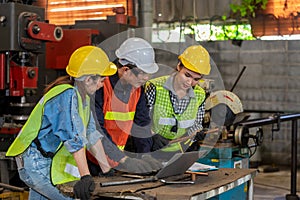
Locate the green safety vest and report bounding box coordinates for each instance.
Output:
[6,84,90,185]
[148,76,206,152]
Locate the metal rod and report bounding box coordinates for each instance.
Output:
[0,182,24,191]
[100,176,157,187]
[230,66,246,92]
[291,120,297,195]
[0,53,5,90]
[160,179,195,184]
[286,120,299,199]
[238,113,300,128]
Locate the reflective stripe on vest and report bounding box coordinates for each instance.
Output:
[105,111,135,121]
[103,78,140,149]
[149,76,206,152]
[158,118,195,128]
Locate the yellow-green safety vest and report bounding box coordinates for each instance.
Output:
[6,84,90,185]
[148,76,206,152]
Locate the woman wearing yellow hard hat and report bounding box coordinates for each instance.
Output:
[178,45,211,75]
[145,45,211,153]
[6,45,161,200]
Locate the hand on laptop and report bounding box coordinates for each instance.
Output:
[141,154,163,171]
[117,155,163,174]
[118,157,153,174]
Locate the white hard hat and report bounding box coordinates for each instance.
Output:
[115,37,158,74]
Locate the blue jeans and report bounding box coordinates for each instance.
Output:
[18,147,74,200]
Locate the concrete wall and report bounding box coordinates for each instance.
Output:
[154,40,300,166]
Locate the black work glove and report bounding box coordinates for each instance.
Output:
[73,175,95,200]
[98,168,115,177]
[141,154,163,171]
[186,130,206,152]
[152,134,170,151]
[118,157,153,174]
[194,130,206,142]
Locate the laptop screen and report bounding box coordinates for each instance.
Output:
[155,150,207,179]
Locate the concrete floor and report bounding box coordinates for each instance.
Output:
[253,165,300,200]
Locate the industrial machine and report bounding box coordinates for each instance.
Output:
[203,89,264,158]
[0,1,63,152]
[197,72,263,199]
[196,89,260,199]
[199,66,264,169]
[0,1,63,186]
[198,77,299,199]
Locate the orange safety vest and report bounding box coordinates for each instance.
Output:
[103,78,141,148]
[87,78,140,165]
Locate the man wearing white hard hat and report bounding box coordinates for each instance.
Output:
[87,37,159,174]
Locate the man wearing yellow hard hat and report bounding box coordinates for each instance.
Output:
[145,45,211,153]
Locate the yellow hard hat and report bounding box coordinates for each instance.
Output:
[66,46,117,78]
[178,45,211,75]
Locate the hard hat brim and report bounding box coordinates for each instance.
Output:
[100,62,117,76]
[179,56,210,75]
[138,63,159,74]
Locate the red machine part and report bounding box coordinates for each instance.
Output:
[46,29,99,69]
[0,127,21,135]
[27,21,63,42]
[9,61,38,96]
[113,7,127,24]
[109,6,137,26]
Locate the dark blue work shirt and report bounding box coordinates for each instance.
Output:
[94,73,153,155]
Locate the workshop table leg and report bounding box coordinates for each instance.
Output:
[248,178,254,200]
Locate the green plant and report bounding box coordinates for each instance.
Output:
[230,0,268,18]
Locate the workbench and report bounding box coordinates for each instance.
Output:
[59,168,257,200]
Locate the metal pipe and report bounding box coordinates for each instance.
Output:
[0,182,24,191]
[230,66,246,92]
[286,120,299,199]
[137,0,153,40]
[5,51,9,87]
[238,113,300,128]
[291,120,297,195]
[100,176,157,187]
[0,53,5,89]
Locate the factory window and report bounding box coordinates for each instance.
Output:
[152,23,255,43]
[152,0,300,42]
[34,0,132,25]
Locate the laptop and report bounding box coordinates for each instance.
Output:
[155,150,207,179]
[100,150,207,187]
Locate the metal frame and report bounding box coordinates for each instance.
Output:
[238,113,300,200]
